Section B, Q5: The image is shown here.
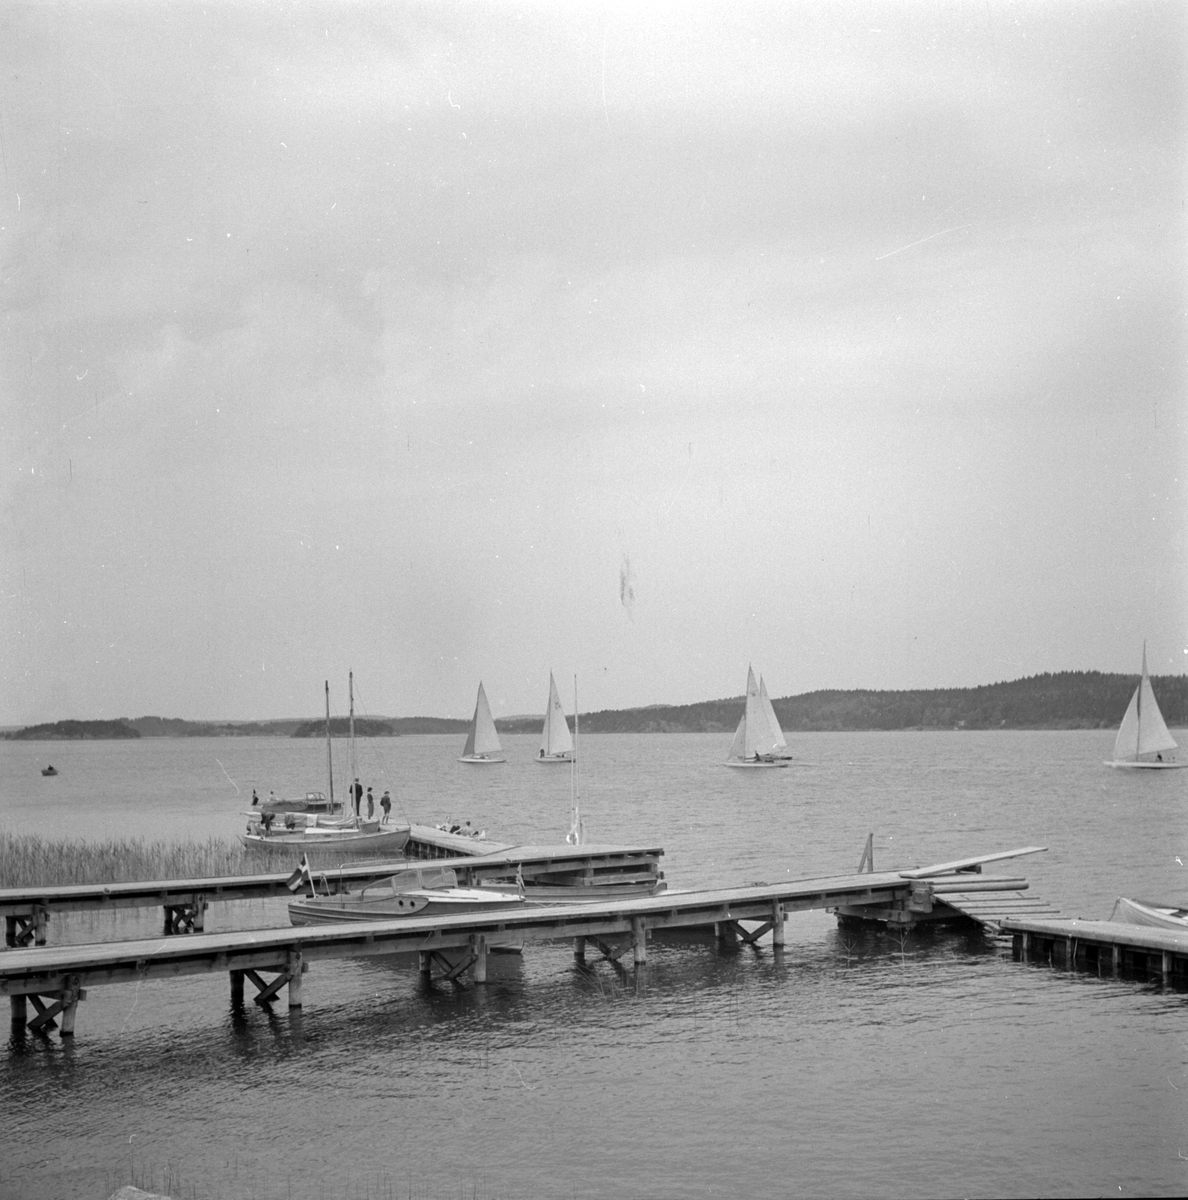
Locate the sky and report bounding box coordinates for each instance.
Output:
[1,1,1185,725]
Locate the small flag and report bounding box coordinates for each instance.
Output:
[286,854,314,895]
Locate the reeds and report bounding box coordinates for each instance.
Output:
[0,831,297,887]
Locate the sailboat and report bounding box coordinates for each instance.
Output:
[1105,644,1184,769]
[758,676,794,762]
[241,680,411,855]
[723,665,790,767]
[458,681,506,763]
[535,671,574,764]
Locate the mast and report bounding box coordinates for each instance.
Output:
[324,681,334,807]
[1137,642,1145,758]
[568,674,583,845]
[349,669,358,786]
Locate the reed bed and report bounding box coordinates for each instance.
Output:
[0,832,308,887]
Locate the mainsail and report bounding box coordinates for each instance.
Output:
[462,682,502,758]
[1112,644,1178,762]
[540,672,574,758]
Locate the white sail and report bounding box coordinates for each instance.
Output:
[461,682,503,759]
[724,666,791,766]
[540,672,574,758]
[759,676,789,754]
[1112,645,1177,762]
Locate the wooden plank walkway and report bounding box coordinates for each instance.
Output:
[1000,915,1188,983]
[1,853,1046,1038]
[929,887,1062,931]
[0,842,665,946]
[2,869,919,1035]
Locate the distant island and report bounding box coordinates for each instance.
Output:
[7,719,141,740]
[5,670,1185,738]
[291,717,397,738]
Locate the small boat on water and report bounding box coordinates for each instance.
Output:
[40,765,58,777]
[288,865,524,925]
[723,666,790,767]
[1105,643,1184,768]
[535,672,574,764]
[459,681,506,763]
[1109,896,1188,931]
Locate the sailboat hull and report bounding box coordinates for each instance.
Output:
[534,753,573,765]
[459,754,506,764]
[723,759,790,769]
[1104,759,1186,769]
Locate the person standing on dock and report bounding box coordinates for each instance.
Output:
[380,790,391,823]
[366,787,375,819]
[352,777,362,816]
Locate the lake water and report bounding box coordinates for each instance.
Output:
[2,730,1186,1199]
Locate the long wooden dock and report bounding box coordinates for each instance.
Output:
[0,841,665,947]
[1,849,1043,1039]
[1001,915,1188,983]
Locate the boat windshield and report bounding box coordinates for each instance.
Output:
[380,867,458,893]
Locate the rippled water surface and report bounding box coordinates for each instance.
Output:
[2,730,1187,1199]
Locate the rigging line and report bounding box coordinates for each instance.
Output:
[874,224,971,262]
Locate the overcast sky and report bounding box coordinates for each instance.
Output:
[2,1,1184,725]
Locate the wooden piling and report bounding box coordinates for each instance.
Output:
[574,935,586,960]
[419,951,432,977]
[10,993,27,1023]
[59,976,82,1036]
[472,934,487,983]
[632,917,647,965]
[229,969,245,1006]
[771,901,785,947]
[287,952,303,1008]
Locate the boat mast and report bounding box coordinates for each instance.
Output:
[324,681,334,807]
[1137,642,1146,758]
[349,669,358,787]
[568,674,583,845]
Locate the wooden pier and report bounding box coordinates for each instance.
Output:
[1,849,1043,1039]
[0,841,665,948]
[1001,916,1188,983]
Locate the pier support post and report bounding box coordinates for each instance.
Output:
[1064,936,1075,969]
[10,994,27,1024]
[574,936,586,961]
[59,975,81,1036]
[230,969,245,1006]
[632,917,647,965]
[1112,943,1122,974]
[472,935,487,984]
[287,952,304,1009]
[1020,931,1031,963]
[419,951,432,977]
[771,901,785,948]
[1162,951,1173,984]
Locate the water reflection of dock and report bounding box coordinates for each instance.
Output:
[2,846,1045,1039]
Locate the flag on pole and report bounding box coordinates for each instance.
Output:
[286,854,314,896]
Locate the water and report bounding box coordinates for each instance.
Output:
[2,731,1187,1199]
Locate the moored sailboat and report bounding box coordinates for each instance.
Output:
[535,671,574,764]
[459,681,505,763]
[1105,644,1184,769]
[724,665,790,767]
[241,679,411,856]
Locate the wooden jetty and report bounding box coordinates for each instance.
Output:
[1001,915,1188,984]
[1,847,1044,1038]
[0,841,665,948]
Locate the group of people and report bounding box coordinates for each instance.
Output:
[349,777,393,823]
